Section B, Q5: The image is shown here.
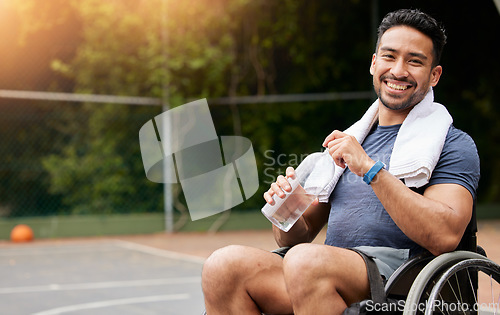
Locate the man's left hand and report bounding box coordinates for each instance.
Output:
[322,130,375,177]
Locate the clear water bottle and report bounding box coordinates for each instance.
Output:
[261,150,336,232]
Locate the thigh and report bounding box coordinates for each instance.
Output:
[203,245,293,314]
[283,244,370,306]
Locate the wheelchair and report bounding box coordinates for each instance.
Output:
[379,205,500,314]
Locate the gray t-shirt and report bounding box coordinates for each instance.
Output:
[324,124,480,256]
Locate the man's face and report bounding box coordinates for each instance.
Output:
[370,26,442,111]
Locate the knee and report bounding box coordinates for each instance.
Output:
[283,243,325,276]
[202,245,248,279]
[282,244,335,295]
[202,245,248,294]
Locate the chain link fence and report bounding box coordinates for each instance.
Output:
[0,96,164,219]
[0,90,377,239]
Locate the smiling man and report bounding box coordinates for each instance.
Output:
[202,9,480,315]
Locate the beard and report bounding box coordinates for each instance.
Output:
[374,75,428,111]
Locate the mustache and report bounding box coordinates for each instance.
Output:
[380,74,416,86]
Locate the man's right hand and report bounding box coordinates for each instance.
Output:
[263,167,296,205]
[263,167,320,224]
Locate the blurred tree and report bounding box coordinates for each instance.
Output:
[2,0,498,221]
[0,0,80,217]
[41,0,253,214]
[37,0,375,214]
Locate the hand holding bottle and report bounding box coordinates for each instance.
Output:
[261,151,335,232]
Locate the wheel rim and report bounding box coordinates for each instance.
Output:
[424,259,500,315]
[403,251,491,315]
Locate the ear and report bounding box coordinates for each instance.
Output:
[430,65,443,87]
[369,53,376,75]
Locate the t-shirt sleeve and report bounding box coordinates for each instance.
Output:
[426,126,480,199]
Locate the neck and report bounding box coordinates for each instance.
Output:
[377,101,413,126]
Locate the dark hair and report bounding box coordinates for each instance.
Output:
[376,9,447,67]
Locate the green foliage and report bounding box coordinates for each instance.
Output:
[2,0,499,219]
[42,104,161,214]
[39,0,255,214]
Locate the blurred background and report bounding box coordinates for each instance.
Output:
[0,0,499,239]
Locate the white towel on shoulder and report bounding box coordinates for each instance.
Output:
[318,88,452,202]
[390,89,453,187]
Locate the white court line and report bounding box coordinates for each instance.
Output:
[0,277,201,294]
[1,240,207,263]
[0,240,204,295]
[31,293,190,315]
[0,246,121,256]
[114,239,206,264]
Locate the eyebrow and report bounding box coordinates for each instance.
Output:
[379,46,428,60]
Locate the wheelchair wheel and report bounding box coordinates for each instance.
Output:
[424,258,500,315]
[403,251,490,315]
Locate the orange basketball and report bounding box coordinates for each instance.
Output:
[10,224,34,243]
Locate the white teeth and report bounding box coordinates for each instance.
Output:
[387,82,409,90]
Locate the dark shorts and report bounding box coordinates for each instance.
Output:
[272,245,409,280]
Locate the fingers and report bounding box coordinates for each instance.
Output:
[263,190,275,205]
[324,132,375,176]
[322,130,345,148]
[323,130,350,167]
[263,170,295,205]
[326,140,346,168]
